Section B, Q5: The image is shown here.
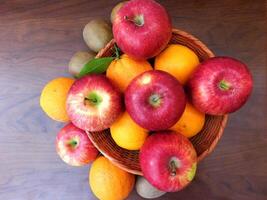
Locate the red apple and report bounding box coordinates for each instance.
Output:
[56,123,99,166]
[140,131,197,192]
[66,74,123,131]
[113,0,172,60]
[188,56,253,115]
[125,70,186,131]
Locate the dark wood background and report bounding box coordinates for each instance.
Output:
[0,0,266,199]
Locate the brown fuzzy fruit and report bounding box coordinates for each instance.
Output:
[110,1,127,24]
[83,19,113,52]
[136,176,166,199]
[68,51,96,76]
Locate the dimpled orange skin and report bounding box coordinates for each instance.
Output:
[40,77,75,122]
[155,44,200,85]
[106,54,153,92]
[89,156,135,200]
[171,103,205,138]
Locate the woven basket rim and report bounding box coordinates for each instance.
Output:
[86,131,144,175]
[197,114,228,162]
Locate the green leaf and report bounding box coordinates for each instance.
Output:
[77,57,115,78]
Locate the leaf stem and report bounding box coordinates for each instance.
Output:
[114,44,121,59]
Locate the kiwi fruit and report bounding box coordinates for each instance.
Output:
[83,19,113,52]
[110,1,127,24]
[68,51,96,76]
[136,176,166,199]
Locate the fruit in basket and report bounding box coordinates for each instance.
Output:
[171,103,205,138]
[83,19,113,52]
[113,0,172,60]
[66,75,123,131]
[40,77,74,122]
[56,123,99,166]
[110,111,148,150]
[188,56,253,115]
[106,54,153,92]
[125,70,186,131]
[89,156,135,200]
[140,131,197,192]
[155,44,200,84]
[110,1,127,24]
[68,51,96,76]
[136,176,166,199]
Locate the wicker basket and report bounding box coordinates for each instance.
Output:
[87,29,228,175]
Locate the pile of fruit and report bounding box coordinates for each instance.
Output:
[40,0,253,199]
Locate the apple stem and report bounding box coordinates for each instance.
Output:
[170,160,177,176]
[151,96,160,103]
[219,80,231,91]
[84,92,102,106]
[124,15,144,26]
[85,97,97,104]
[149,94,162,107]
[68,140,78,148]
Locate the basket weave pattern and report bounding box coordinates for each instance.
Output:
[87,29,228,175]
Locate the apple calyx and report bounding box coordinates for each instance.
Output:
[149,94,162,107]
[218,80,231,91]
[124,15,144,27]
[84,92,102,106]
[169,157,181,177]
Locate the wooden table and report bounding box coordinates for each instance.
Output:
[0,0,266,199]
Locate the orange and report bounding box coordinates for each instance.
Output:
[89,156,135,200]
[171,103,205,138]
[155,44,200,84]
[106,54,153,92]
[40,77,75,122]
[110,111,149,150]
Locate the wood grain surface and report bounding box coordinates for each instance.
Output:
[0,0,266,199]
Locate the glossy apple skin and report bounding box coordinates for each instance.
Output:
[66,75,123,131]
[56,123,99,166]
[125,70,186,131]
[140,131,197,192]
[113,0,172,60]
[188,56,253,115]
